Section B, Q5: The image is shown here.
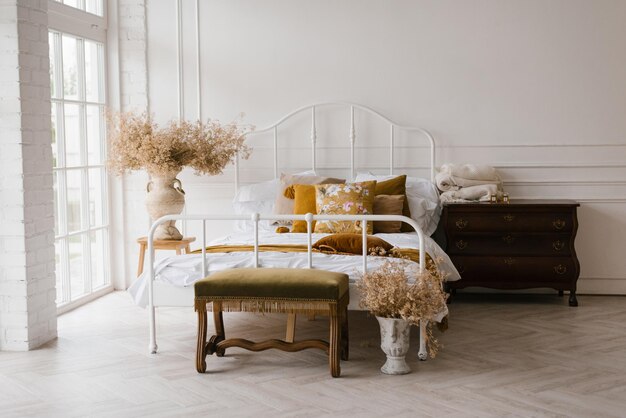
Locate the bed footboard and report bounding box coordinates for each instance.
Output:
[146,213,429,359]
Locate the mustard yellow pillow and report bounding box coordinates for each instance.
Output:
[291,184,318,233]
[375,175,406,195]
[313,181,376,234]
[313,234,394,255]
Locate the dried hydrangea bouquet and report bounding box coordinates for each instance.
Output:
[108,112,251,240]
[357,259,448,374]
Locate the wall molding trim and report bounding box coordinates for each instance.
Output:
[507,180,626,186]
[181,181,626,204]
[513,197,626,203]
[438,143,626,149]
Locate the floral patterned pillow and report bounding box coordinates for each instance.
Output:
[313,181,377,234]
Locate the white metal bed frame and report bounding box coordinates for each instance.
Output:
[146,102,438,360]
[232,101,436,188]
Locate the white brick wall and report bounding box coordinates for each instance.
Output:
[118,0,149,111]
[0,0,57,351]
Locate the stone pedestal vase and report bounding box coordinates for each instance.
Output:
[145,172,185,240]
[376,316,412,375]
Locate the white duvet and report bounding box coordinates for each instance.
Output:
[128,231,460,308]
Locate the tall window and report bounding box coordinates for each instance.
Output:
[49,26,110,309]
[52,0,104,16]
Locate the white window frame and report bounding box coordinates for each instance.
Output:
[49,1,107,44]
[49,0,113,314]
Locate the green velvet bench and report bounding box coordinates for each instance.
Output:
[194,268,349,377]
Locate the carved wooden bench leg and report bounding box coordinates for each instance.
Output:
[207,301,226,357]
[341,304,349,361]
[329,304,341,378]
[196,304,208,373]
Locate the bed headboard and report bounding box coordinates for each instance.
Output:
[234,101,436,191]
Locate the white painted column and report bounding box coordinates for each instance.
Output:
[0,0,57,351]
[116,0,150,289]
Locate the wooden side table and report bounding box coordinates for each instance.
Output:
[137,236,196,276]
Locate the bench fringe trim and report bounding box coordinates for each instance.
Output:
[195,294,348,315]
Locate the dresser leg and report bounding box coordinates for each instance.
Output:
[449,288,457,304]
[568,292,578,307]
[558,290,564,297]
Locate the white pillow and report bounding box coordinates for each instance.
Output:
[232,178,277,232]
[233,170,315,204]
[355,172,441,236]
[232,171,316,232]
[233,178,280,203]
[232,200,275,233]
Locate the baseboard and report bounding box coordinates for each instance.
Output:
[576,277,626,295]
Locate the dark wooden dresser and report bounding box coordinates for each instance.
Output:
[435,200,580,306]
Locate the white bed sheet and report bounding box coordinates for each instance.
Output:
[128,231,460,308]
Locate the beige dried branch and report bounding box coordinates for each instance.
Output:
[107,111,252,177]
[356,258,449,357]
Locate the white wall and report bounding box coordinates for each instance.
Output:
[119,0,626,293]
[0,0,57,350]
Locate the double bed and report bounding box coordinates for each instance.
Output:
[129,102,461,359]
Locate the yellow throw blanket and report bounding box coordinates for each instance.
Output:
[192,244,436,272]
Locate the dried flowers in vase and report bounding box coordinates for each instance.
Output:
[107,111,252,240]
[356,259,448,372]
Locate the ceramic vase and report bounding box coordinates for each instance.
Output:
[145,171,185,240]
[376,316,412,375]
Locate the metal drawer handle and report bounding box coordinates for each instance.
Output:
[503,214,515,222]
[455,219,468,230]
[455,240,468,250]
[554,264,567,275]
[503,257,515,266]
[553,240,565,251]
[553,219,566,230]
[502,234,515,245]
[456,264,466,274]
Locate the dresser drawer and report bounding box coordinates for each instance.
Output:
[446,233,572,256]
[447,212,574,233]
[450,256,578,282]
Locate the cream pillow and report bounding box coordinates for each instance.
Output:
[313,181,376,234]
[274,173,345,220]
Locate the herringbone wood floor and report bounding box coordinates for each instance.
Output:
[1,291,625,417]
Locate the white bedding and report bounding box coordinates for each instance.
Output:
[128,231,460,308]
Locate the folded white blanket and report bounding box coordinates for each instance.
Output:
[440,163,500,180]
[435,172,458,191]
[436,164,502,192]
[439,184,499,203]
[436,173,502,191]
